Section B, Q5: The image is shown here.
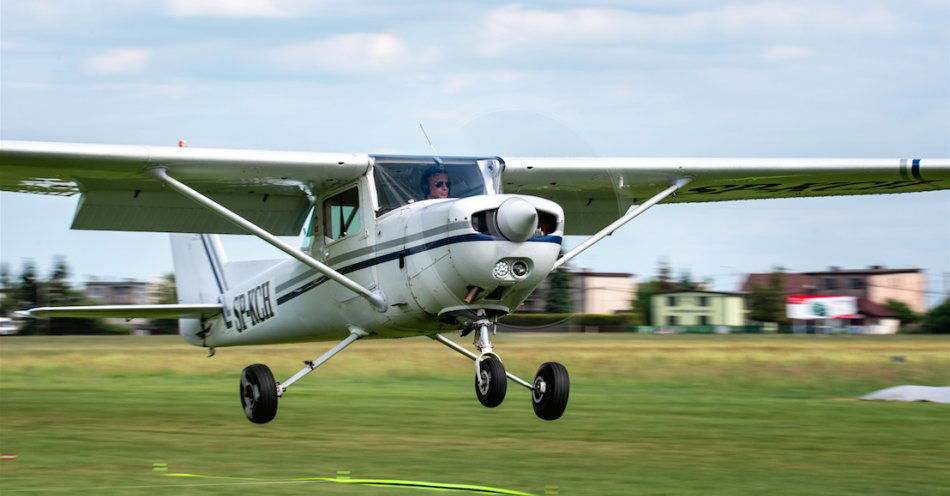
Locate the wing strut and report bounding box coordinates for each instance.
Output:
[553,177,692,269]
[148,167,388,312]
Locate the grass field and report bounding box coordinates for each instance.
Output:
[1,333,948,495]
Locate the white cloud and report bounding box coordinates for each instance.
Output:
[84,49,151,76]
[441,71,533,95]
[443,76,473,95]
[165,0,290,17]
[478,2,902,55]
[275,33,409,73]
[761,45,813,62]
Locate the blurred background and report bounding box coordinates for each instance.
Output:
[2,0,948,316]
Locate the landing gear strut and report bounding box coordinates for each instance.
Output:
[431,321,570,420]
[238,328,367,424]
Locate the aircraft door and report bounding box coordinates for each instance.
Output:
[320,183,378,304]
[403,208,452,315]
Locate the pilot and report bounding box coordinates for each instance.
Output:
[421,166,451,199]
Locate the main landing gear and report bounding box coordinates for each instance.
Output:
[431,319,570,421]
[238,328,367,424]
[237,323,569,423]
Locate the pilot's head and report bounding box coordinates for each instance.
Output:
[422,166,451,199]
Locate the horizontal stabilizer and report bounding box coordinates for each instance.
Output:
[17,304,222,319]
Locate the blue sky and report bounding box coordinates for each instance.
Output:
[2,1,948,306]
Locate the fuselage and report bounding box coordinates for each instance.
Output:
[181,190,564,348]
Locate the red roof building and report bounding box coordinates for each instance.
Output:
[740,265,926,313]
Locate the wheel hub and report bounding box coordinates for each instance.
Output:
[242,376,260,414]
[532,377,546,403]
[478,369,491,395]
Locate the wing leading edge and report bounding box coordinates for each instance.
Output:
[501,157,950,234]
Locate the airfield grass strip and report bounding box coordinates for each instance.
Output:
[2,334,947,496]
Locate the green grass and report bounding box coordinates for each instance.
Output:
[1,334,948,495]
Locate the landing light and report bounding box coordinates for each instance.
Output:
[492,261,510,279]
[511,260,529,278]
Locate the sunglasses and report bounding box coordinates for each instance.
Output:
[434,180,451,188]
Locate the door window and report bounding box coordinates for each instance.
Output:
[324,187,361,241]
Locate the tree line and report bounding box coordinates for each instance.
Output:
[0,257,178,335]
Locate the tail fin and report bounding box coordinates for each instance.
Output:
[170,234,229,304]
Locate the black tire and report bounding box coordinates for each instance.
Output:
[240,364,278,424]
[475,355,507,408]
[532,362,569,420]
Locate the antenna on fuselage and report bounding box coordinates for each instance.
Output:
[419,123,438,155]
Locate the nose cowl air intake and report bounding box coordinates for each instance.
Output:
[496,197,538,242]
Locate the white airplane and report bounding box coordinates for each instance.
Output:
[2,140,947,423]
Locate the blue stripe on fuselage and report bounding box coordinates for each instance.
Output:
[275,234,561,305]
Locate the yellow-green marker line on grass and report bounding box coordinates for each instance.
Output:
[163,472,536,495]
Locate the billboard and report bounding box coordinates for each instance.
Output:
[786,295,857,320]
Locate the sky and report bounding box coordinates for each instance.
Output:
[1,0,948,307]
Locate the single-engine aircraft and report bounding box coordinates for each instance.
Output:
[2,140,948,423]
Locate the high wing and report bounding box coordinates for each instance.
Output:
[0,141,369,235]
[4,141,947,237]
[501,157,950,234]
[17,304,222,319]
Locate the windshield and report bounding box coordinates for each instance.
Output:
[373,156,497,214]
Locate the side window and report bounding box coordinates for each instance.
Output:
[323,187,361,241]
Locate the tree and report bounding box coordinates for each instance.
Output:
[151,273,179,334]
[656,258,675,291]
[921,299,950,333]
[677,270,694,290]
[747,267,788,325]
[884,299,920,325]
[544,257,573,313]
[42,257,100,335]
[46,256,73,306]
[14,260,39,309]
[0,262,11,289]
[0,262,15,315]
[7,256,111,335]
[633,280,662,326]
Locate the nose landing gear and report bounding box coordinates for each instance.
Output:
[473,319,507,407]
[475,355,507,407]
[431,320,570,420]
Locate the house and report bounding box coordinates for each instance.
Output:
[804,266,926,313]
[518,271,636,314]
[742,265,927,314]
[84,280,156,329]
[855,299,900,334]
[651,290,746,327]
[85,280,152,305]
[575,271,637,314]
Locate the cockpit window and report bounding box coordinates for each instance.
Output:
[373,157,492,214]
